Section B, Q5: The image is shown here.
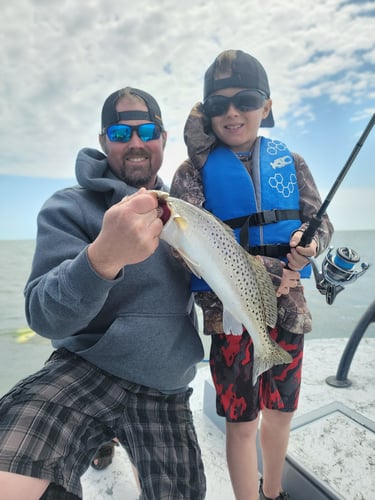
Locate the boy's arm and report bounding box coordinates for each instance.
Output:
[170,158,205,207]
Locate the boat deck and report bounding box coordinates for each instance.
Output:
[82,337,375,499]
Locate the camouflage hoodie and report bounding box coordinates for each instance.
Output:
[170,103,334,335]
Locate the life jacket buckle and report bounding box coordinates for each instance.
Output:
[253,210,278,225]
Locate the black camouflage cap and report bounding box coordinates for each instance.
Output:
[203,50,274,127]
[101,87,164,132]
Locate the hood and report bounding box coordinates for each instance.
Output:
[183,103,218,171]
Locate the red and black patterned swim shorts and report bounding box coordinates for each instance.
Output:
[209,327,304,422]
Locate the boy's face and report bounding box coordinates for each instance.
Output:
[209,87,272,152]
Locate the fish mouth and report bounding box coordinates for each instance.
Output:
[153,192,171,225]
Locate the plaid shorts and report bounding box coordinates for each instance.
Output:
[210,327,304,422]
[0,348,206,499]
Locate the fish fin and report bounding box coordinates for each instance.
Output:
[173,214,189,231]
[246,254,278,328]
[200,206,237,238]
[219,220,237,237]
[216,216,237,238]
[223,308,243,336]
[252,340,292,385]
[165,212,203,276]
[175,247,203,278]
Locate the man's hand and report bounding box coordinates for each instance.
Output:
[87,188,163,279]
[286,230,317,271]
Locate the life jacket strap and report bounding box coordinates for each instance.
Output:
[248,244,290,258]
[224,209,301,252]
[224,209,301,229]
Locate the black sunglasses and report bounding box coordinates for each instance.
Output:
[106,123,161,143]
[203,90,267,118]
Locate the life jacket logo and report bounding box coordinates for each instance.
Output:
[269,173,297,198]
[270,156,292,169]
[266,139,287,155]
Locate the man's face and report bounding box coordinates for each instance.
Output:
[100,96,167,189]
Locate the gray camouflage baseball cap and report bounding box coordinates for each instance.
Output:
[204,50,274,127]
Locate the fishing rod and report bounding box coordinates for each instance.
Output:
[302,113,375,304]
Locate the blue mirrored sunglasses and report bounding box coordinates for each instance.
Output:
[203,90,267,118]
[106,123,161,143]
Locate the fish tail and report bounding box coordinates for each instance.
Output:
[252,341,292,385]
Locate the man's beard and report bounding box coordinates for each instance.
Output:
[119,160,155,188]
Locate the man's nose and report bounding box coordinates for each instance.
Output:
[127,130,145,146]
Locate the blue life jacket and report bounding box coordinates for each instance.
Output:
[191,136,311,292]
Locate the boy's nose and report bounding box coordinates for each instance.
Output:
[226,103,240,115]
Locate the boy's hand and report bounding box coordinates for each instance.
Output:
[287,230,317,271]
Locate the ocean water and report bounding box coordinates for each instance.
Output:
[0,230,374,396]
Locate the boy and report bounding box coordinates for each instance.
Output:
[171,50,333,500]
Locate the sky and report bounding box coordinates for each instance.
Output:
[1,0,375,239]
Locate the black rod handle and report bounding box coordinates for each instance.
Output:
[299,216,322,247]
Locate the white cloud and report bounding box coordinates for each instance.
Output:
[0,0,374,187]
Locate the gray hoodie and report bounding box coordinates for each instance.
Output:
[24,148,204,392]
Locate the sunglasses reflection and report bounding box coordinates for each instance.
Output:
[106,123,162,143]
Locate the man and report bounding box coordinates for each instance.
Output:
[0,87,206,500]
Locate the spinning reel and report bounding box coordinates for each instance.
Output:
[310,246,370,305]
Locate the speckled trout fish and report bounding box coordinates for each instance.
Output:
[152,191,292,384]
